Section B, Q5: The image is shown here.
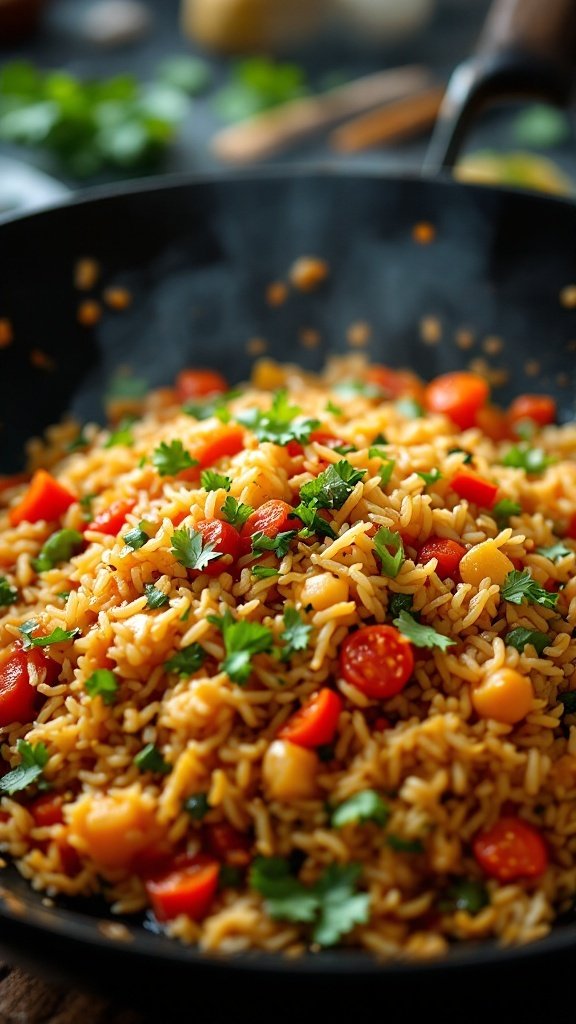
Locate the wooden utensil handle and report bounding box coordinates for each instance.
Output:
[478,0,576,64]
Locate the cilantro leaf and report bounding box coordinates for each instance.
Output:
[377,459,396,486]
[386,835,424,853]
[164,643,206,675]
[438,879,489,915]
[417,468,442,486]
[492,499,522,526]
[501,570,558,609]
[393,609,455,651]
[251,530,297,560]
[134,743,171,774]
[238,391,319,447]
[448,448,473,464]
[300,460,365,511]
[281,607,312,662]
[32,529,83,572]
[200,470,232,492]
[0,739,49,795]
[389,592,413,618]
[144,583,169,609]
[326,400,343,416]
[374,527,405,579]
[124,522,150,550]
[104,417,136,448]
[559,692,576,714]
[331,790,389,829]
[505,627,550,656]
[18,622,80,649]
[171,527,221,572]
[312,864,370,947]
[183,391,239,422]
[252,566,280,580]
[184,792,211,820]
[291,503,337,540]
[221,496,254,530]
[250,858,319,924]
[67,427,90,453]
[536,541,572,561]
[209,609,273,684]
[214,57,308,123]
[0,576,18,607]
[501,444,554,474]
[85,668,119,705]
[396,398,424,419]
[152,440,197,477]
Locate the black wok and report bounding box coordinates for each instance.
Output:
[0,0,576,1010]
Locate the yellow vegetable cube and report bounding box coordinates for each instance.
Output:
[301,573,349,611]
[262,740,318,801]
[459,539,514,587]
[472,668,534,724]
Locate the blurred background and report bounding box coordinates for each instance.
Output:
[0,0,574,217]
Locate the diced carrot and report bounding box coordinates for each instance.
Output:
[9,470,76,527]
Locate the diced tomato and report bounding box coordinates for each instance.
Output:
[451,468,498,509]
[57,836,81,875]
[175,369,228,402]
[178,424,245,481]
[9,470,76,527]
[286,440,305,458]
[145,855,219,922]
[508,394,557,432]
[239,499,299,555]
[418,536,467,580]
[425,372,489,430]
[365,366,424,401]
[0,646,59,727]
[473,817,548,882]
[194,518,242,576]
[205,823,251,867]
[476,405,510,442]
[340,625,414,700]
[278,689,343,749]
[30,794,64,828]
[374,717,391,732]
[86,498,136,536]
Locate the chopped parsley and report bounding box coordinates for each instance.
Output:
[393,609,455,651]
[0,576,18,607]
[144,583,169,609]
[134,744,171,774]
[152,440,197,477]
[559,692,576,714]
[501,444,554,475]
[250,858,370,947]
[252,566,280,580]
[183,391,240,422]
[67,426,90,453]
[396,397,424,419]
[124,522,150,551]
[85,668,119,706]
[386,835,424,854]
[79,493,96,519]
[171,527,221,572]
[369,449,395,486]
[300,460,365,511]
[221,496,254,530]
[32,529,83,572]
[333,380,381,400]
[492,499,522,526]
[0,740,49,795]
[331,790,389,829]
[237,390,319,447]
[501,570,558,609]
[291,503,337,541]
[104,417,136,448]
[208,609,274,684]
[164,643,206,675]
[389,592,414,618]
[448,448,473,464]
[536,541,572,561]
[374,527,405,579]
[417,468,442,486]
[280,607,312,662]
[505,627,550,656]
[18,621,80,649]
[184,792,211,820]
[438,879,489,915]
[251,530,297,560]
[200,470,232,492]
[325,400,343,416]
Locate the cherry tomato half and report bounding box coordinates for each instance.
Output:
[278,689,343,749]
[425,372,489,430]
[194,518,242,576]
[175,369,228,402]
[473,817,548,882]
[508,394,557,432]
[240,500,299,555]
[145,855,220,922]
[0,646,59,727]
[340,625,414,700]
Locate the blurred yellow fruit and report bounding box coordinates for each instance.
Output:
[456,151,573,197]
[182,0,325,53]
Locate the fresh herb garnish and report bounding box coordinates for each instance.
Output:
[0,576,18,607]
[280,607,312,662]
[124,522,150,551]
[200,470,232,492]
[438,879,489,915]
[505,627,550,656]
[396,398,424,419]
[386,835,424,854]
[536,541,572,561]
[32,529,83,572]
[333,380,381,400]
[501,570,558,609]
[208,609,274,684]
[559,692,576,714]
[214,57,308,122]
[291,503,337,541]
[448,448,473,464]
[79,493,95,519]
[134,744,171,774]
[251,530,297,560]
[0,739,50,795]
[388,592,414,618]
[144,583,169,609]
[393,609,455,651]
[18,621,80,649]
[184,792,211,820]
[85,668,119,705]
[171,527,220,572]
[250,858,370,947]
[326,400,343,416]
[57,591,70,602]
[183,390,240,422]
[152,440,197,477]
[368,449,396,486]
[374,527,405,579]
[221,496,254,530]
[331,790,389,829]
[164,643,206,675]
[417,468,442,486]
[104,417,136,448]
[300,460,365,511]
[238,390,319,447]
[252,566,280,580]
[501,444,554,475]
[492,499,522,526]
[67,426,90,452]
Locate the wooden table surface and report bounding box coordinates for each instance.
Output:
[0,962,143,1024]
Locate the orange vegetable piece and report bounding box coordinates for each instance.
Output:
[425,372,489,430]
[145,855,219,922]
[473,817,548,881]
[9,470,76,527]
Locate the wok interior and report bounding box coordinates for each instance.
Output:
[1,173,576,472]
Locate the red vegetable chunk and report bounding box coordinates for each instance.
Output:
[86,499,136,535]
[0,647,59,727]
[425,372,489,430]
[451,468,498,509]
[145,856,219,922]
[175,369,228,401]
[9,470,76,527]
[279,689,343,749]
[419,536,467,580]
[194,518,242,576]
[239,500,298,555]
[340,625,414,700]
[473,817,548,882]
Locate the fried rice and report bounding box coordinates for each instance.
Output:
[1,356,576,960]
